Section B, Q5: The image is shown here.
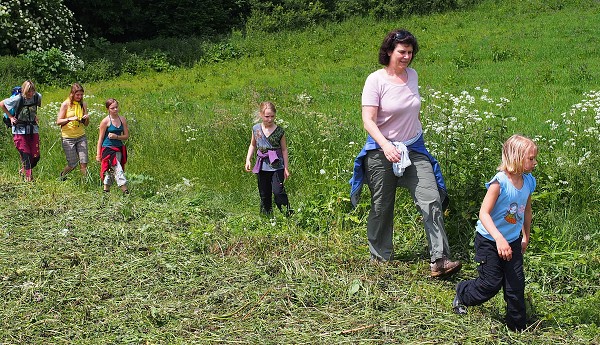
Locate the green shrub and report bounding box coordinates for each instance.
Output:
[117,37,211,67]
[0,0,86,54]
[147,53,174,72]
[245,0,331,33]
[65,0,246,42]
[0,55,33,89]
[22,48,83,85]
[533,90,600,212]
[79,37,207,68]
[244,0,480,33]
[76,58,116,82]
[121,53,148,75]
[120,52,174,75]
[419,87,516,242]
[199,43,240,64]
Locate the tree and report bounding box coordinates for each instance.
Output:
[0,0,87,55]
[64,0,250,42]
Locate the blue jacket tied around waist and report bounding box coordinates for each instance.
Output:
[349,133,449,209]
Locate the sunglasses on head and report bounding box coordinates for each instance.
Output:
[393,32,413,41]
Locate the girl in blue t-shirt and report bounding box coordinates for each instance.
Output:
[453,134,538,332]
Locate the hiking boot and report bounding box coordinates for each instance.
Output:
[430,257,462,278]
[370,254,388,265]
[452,294,468,315]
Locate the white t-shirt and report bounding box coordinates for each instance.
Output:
[361,68,422,142]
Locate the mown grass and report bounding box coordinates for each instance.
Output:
[1,0,599,343]
[1,183,598,343]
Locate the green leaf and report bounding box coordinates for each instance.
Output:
[348,279,361,296]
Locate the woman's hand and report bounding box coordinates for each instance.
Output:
[96,154,101,162]
[244,160,252,172]
[382,142,401,163]
[108,133,118,139]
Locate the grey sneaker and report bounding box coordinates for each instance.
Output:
[453,294,468,315]
[430,257,462,278]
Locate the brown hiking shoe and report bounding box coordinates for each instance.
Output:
[430,257,462,278]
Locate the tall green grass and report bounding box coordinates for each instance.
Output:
[1,0,599,343]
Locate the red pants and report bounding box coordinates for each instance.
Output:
[13,133,40,169]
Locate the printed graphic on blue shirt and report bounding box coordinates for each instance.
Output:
[503,202,523,224]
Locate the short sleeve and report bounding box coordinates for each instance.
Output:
[524,173,536,193]
[361,71,381,107]
[484,172,504,190]
[3,95,20,112]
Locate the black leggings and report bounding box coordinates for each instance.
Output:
[257,169,289,214]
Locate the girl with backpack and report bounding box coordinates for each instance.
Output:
[56,83,90,180]
[0,80,42,182]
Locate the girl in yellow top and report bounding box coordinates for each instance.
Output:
[56,83,90,180]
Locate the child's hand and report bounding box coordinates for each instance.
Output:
[284,167,290,180]
[521,238,529,253]
[496,237,512,261]
[244,160,252,172]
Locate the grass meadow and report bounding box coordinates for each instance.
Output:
[1,0,599,343]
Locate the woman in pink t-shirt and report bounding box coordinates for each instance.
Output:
[361,29,461,278]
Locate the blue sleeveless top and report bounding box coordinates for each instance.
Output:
[102,117,124,147]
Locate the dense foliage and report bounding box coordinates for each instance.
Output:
[244,0,477,33]
[64,0,477,42]
[64,0,249,42]
[0,0,478,87]
[0,0,86,55]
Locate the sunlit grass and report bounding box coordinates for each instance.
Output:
[1,0,599,343]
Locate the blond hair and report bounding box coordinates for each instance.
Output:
[498,134,537,174]
[259,101,276,115]
[21,80,35,95]
[254,101,277,122]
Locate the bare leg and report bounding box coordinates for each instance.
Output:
[60,166,75,180]
[120,184,129,194]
